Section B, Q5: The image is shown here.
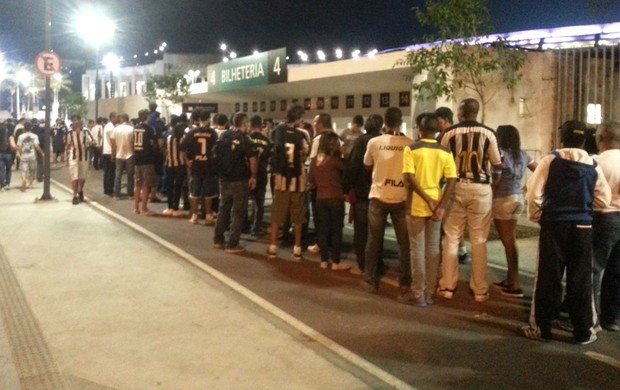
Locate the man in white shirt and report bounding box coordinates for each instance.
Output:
[592,121,620,332]
[361,107,414,302]
[110,113,135,198]
[102,112,119,196]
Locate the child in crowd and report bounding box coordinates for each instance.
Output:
[402,113,457,306]
[308,132,350,270]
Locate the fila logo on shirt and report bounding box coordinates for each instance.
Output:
[384,179,405,187]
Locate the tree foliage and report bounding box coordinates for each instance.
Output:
[397,0,525,119]
[144,73,190,105]
[62,92,88,119]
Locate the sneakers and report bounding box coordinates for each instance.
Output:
[162,209,174,216]
[332,263,352,271]
[293,246,303,262]
[575,333,598,345]
[349,267,364,276]
[225,246,245,254]
[437,288,454,299]
[425,292,436,306]
[397,290,427,307]
[492,280,510,290]
[307,244,320,254]
[522,325,552,342]
[474,292,490,302]
[361,280,378,294]
[72,196,79,205]
[320,261,328,269]
[204,216,215,226]
[601,321,620,332]
[500,287,523,298]
[189,214,198,224]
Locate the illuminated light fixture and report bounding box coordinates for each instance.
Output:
[587,103,602,124]
[335,48,343,59]
[253,50,260,57]
[145,52,149,56]
[351,49,361,59]
[297,50,309,62]
[161,42,167,47]
[367,48,378,57]
[220,43,227,51]
[133,54,137,58]
[102,52,120,72]
[159,46,164,51]
[154,50,158,54]
[223,57,229,62]
[317,50,326,61]
[229,51,237,59]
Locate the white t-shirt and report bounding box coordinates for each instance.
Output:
[364,133,413,203]
[110,122,134,159]
[17,132,39,161]
[593,149,620,213]
[310,131,343,159]
[102,122,115,155]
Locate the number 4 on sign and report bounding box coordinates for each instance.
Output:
[273,57,281,76]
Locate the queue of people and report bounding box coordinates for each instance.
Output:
[1,97,618,346]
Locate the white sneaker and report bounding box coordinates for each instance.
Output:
[162,209,174,216]
[189,214,198,224]
[307,244,320,253]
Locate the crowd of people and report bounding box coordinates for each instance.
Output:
[0,97,618,346]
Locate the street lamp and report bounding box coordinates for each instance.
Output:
[76,10,115,119]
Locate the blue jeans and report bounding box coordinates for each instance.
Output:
[214,180,249,249]
[0,152,13,187]
[364,198,411,288]
[114,156,135,197]
[593,212,620,324]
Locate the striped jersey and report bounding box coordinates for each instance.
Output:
[66,128,94,162]
[439,121,501,184]
[166,132,184,168]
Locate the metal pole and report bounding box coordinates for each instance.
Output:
[40,0,53,200]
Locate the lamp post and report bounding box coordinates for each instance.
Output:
[77,11,115,119]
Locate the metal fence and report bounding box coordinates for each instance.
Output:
[556,44,619,146]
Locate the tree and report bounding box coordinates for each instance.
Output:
[144,73,190,119]
[396,0,525,121]
[62,92,88,119]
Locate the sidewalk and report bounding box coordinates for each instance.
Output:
[0,182,393,389]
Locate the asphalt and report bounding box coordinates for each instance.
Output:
[0,165,617,389]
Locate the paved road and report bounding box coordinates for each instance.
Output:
[6,165,619,389]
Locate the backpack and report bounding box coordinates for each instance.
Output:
[213,129,247,177]
[271,124,304,178]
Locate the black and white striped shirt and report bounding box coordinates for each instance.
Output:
[439,121,501,184]
[165,133,184,168]
[67,128,94,162]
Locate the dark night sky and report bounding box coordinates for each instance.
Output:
[1,0,620,67]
